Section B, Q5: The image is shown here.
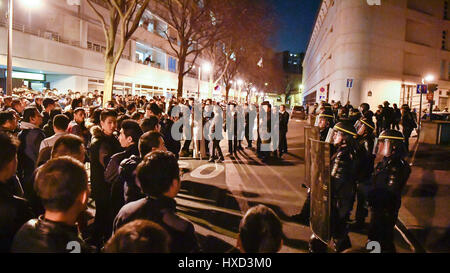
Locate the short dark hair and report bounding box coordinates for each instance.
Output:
[51,135,84,159]
[11,99,22,109]
[239,205,283,253]
[141,116,159,133]
[0,111,15,127]
[100,108,118,122]
[146,103,162,115]
[136,151,179,197]
[22,107,39,122]
[53,114,70,131]
[121,119,143,143]
[127,102,136,112]
[42,98,55,109]
[131,112,142,121]
[139,131,163,157]
[104,220,170,253]
[0,132,19,171]
[35,156,88,212]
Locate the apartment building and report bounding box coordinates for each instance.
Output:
[302,0,450,111]
[0,0,224,98]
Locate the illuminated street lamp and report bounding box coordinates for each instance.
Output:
[202,62,212,73]
[6,0,42,95]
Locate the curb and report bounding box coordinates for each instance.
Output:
[395,218,427,253]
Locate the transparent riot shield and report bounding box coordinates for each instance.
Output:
[309,138,331,245]
[304,126,320,188]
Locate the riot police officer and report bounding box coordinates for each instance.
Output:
[368,130,410,253]
[309,122,358,252]
[295,109,335,225]
[352,116,376,229]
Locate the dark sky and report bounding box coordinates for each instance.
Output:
[267,0,321,54]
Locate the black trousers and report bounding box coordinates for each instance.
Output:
[228,135,238,153]
[403,128,413,152]
[245,127,252,147]
[182,140,191,151]
[368,206,399,253]
[209,139,224,160]
[279,131,288,154]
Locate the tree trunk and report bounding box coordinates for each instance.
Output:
[177,57,186,98]
[103,57,118,107]
[225,84,231,102]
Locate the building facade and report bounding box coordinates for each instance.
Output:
[0,0,228,98]
[302,0,450,111]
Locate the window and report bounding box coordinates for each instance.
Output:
[168,57,177,73]
[442,31,447,50]
[445,0,449,20]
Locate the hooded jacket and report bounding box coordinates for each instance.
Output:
[89,126,122,202]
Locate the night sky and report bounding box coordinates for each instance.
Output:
[267,0,321,54]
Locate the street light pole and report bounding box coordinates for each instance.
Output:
[6,0,14,96]
[197,67,201,99]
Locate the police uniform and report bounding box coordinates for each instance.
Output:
[368,130,410,253]
[295,109,335,225]
[309,122,358,252]
[353,118,376,227]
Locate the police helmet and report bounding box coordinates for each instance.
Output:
[356,117,375,136]
[377,130,406,157]
[333,122,357,137]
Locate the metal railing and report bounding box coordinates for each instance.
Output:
[0,20,131,61]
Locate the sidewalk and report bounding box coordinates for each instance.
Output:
[399,140,450,253]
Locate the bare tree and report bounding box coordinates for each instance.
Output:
[155,0,225,98]
[86,0,151,106]
[213,0,275,101]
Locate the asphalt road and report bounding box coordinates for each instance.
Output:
[177,119,415,253]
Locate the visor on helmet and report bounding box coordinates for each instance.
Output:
[325,128,335,143]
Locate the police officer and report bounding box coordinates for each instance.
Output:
[309,122,358,253]
[295,108,335,225]
[352,116,376,229]
[368,130,410,253]
[400,104,417,152]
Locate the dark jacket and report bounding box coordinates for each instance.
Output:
[89,126,122,203]
[0,181,34,252]
[105,144,140,219]
[11,216,92,253]
[331,145,357,200]
[279,111,290,134]
[355,136,375,184]
[68,120,91,147]
[118,155,146,204]
[113,196,200,253]
[369,156,411,210]
[17,122,45,192]
[401,111,417,131]
[161,118,181,158]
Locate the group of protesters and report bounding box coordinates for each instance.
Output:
[0,89,288,253]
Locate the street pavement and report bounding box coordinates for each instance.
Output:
[399,142,450,253]
[176,119,416,253]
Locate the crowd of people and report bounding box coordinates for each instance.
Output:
[297,99,416,253]
[0,89,288,253]
[0,87,419,253]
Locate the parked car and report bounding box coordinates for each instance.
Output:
[291,105,306,120]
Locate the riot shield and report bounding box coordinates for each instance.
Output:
[309,138,331,245]
[304,126,320,188]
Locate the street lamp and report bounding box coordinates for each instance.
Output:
[201,62,213,98]
[423,75,434,83]
[6,0,42,95]
[417,74,435,136]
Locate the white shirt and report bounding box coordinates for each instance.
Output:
[39,132,68,152]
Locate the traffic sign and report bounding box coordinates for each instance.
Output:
[417,84,427,94]
[320,87,325,93]
[346,79,354,88]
